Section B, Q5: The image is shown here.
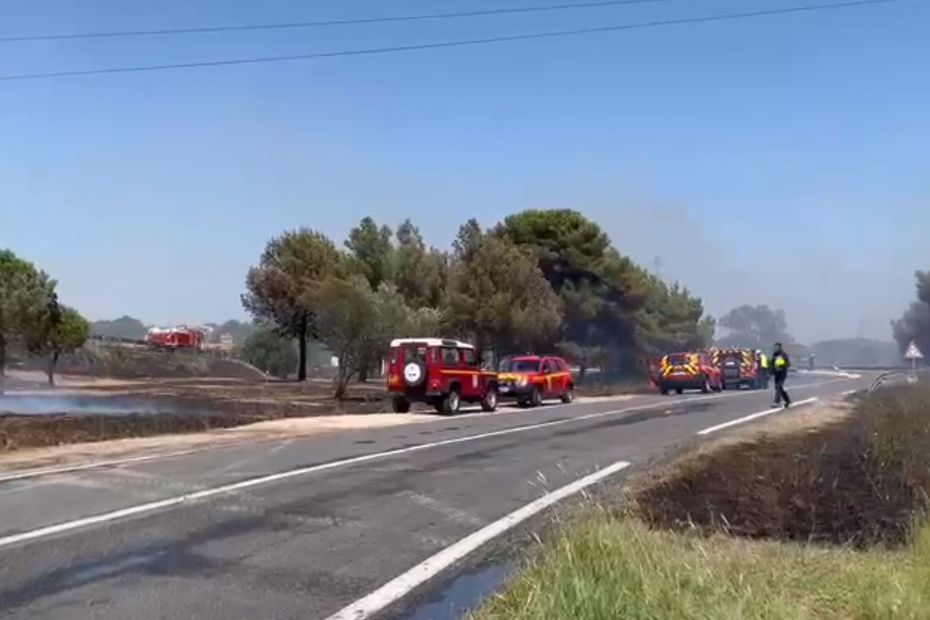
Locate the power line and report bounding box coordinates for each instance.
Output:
[0,0,913,83]
[0,0,679,43]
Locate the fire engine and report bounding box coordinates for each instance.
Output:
[145,326,208,350]
[712,348,768,390]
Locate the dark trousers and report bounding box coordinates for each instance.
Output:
[773,372,790,405]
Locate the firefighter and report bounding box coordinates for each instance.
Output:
[757,349,769,389]
[771,342,791,407]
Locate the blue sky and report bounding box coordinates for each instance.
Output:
[2,0,928,342]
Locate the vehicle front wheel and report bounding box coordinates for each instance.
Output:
[701,377,711,393]
[392,396,411,413]
[481,387,498,412]
[675,388,683,395]
[440,389,461,416]
[660,387,669,395]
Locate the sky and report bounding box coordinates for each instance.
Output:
[2,0,928,343]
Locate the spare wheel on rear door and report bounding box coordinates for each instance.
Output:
[403,361,426,387]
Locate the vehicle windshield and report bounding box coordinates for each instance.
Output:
[501,359,541,373]
[666,354,691,366]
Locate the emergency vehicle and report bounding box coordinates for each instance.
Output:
[145,326,207,350]
[497,355,574,407]
[712,348,768,390]
[656,351,723,395]
[386,338,498,415]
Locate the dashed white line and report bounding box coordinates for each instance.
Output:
[324,460,631,620]
[0,376,853,547]
[0,377,851,484]
[696,397,819,436]
[0,389,763,547]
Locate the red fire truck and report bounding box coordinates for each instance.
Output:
[145,326,207,350]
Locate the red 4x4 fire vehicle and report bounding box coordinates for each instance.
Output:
[387,338,499,415]
[497,355,575,407]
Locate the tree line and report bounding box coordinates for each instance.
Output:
[0,249,90,391]
[242,209,715,396]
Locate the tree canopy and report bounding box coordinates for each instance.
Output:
[237,328,298,379]
[242,228,343,380]
[28,304,90,385]
[90,315,147,340]
[716,304,791,350]
[345,216,395,289]
[0,250,58,391]
[243,210,719,394]
[445,223,562,358]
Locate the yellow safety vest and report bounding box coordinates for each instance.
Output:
[774,356,787,369]
[760,354,769,369]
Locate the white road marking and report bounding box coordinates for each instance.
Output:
[696,397,819,436]
[0,385,775,547]
[400,491,484,527]
[0,376,851,484]
[324,460,631,620]
[841,389,858,396]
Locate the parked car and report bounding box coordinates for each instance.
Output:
[386,338,498,415]
[497,355,574,407]
[657,351,723,395]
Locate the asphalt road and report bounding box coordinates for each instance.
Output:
[0,372,867,620]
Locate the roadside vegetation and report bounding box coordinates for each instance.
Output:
[476,384,930,620]
[243,210,715,395]
[0,250,89,392]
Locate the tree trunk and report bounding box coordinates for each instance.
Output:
[47,351,60,386]
[0,340,5,395]
[333,354,352,400]
[297,326,308,382]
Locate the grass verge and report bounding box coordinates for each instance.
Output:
[477,514,930,620]
[475,384,930,620]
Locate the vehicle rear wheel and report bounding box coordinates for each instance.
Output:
[392,396,411,414]
[481,387,498,412]
[675,388,683,395]
[560,386,575,404]
[440,389,461,416]
[660,387,669,395]
[701,377,711,393]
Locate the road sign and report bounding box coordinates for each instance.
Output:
[905,341,924,360]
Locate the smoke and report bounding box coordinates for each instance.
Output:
[0,395,200,417]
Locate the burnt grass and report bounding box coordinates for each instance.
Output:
[634,384,930,548]
[0,379,393,451]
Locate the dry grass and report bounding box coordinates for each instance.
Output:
[475,384,930,620]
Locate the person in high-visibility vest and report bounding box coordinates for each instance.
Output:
[757,350,770,389]
[771,342,791,407]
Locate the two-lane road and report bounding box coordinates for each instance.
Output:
[0,373,866,619]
